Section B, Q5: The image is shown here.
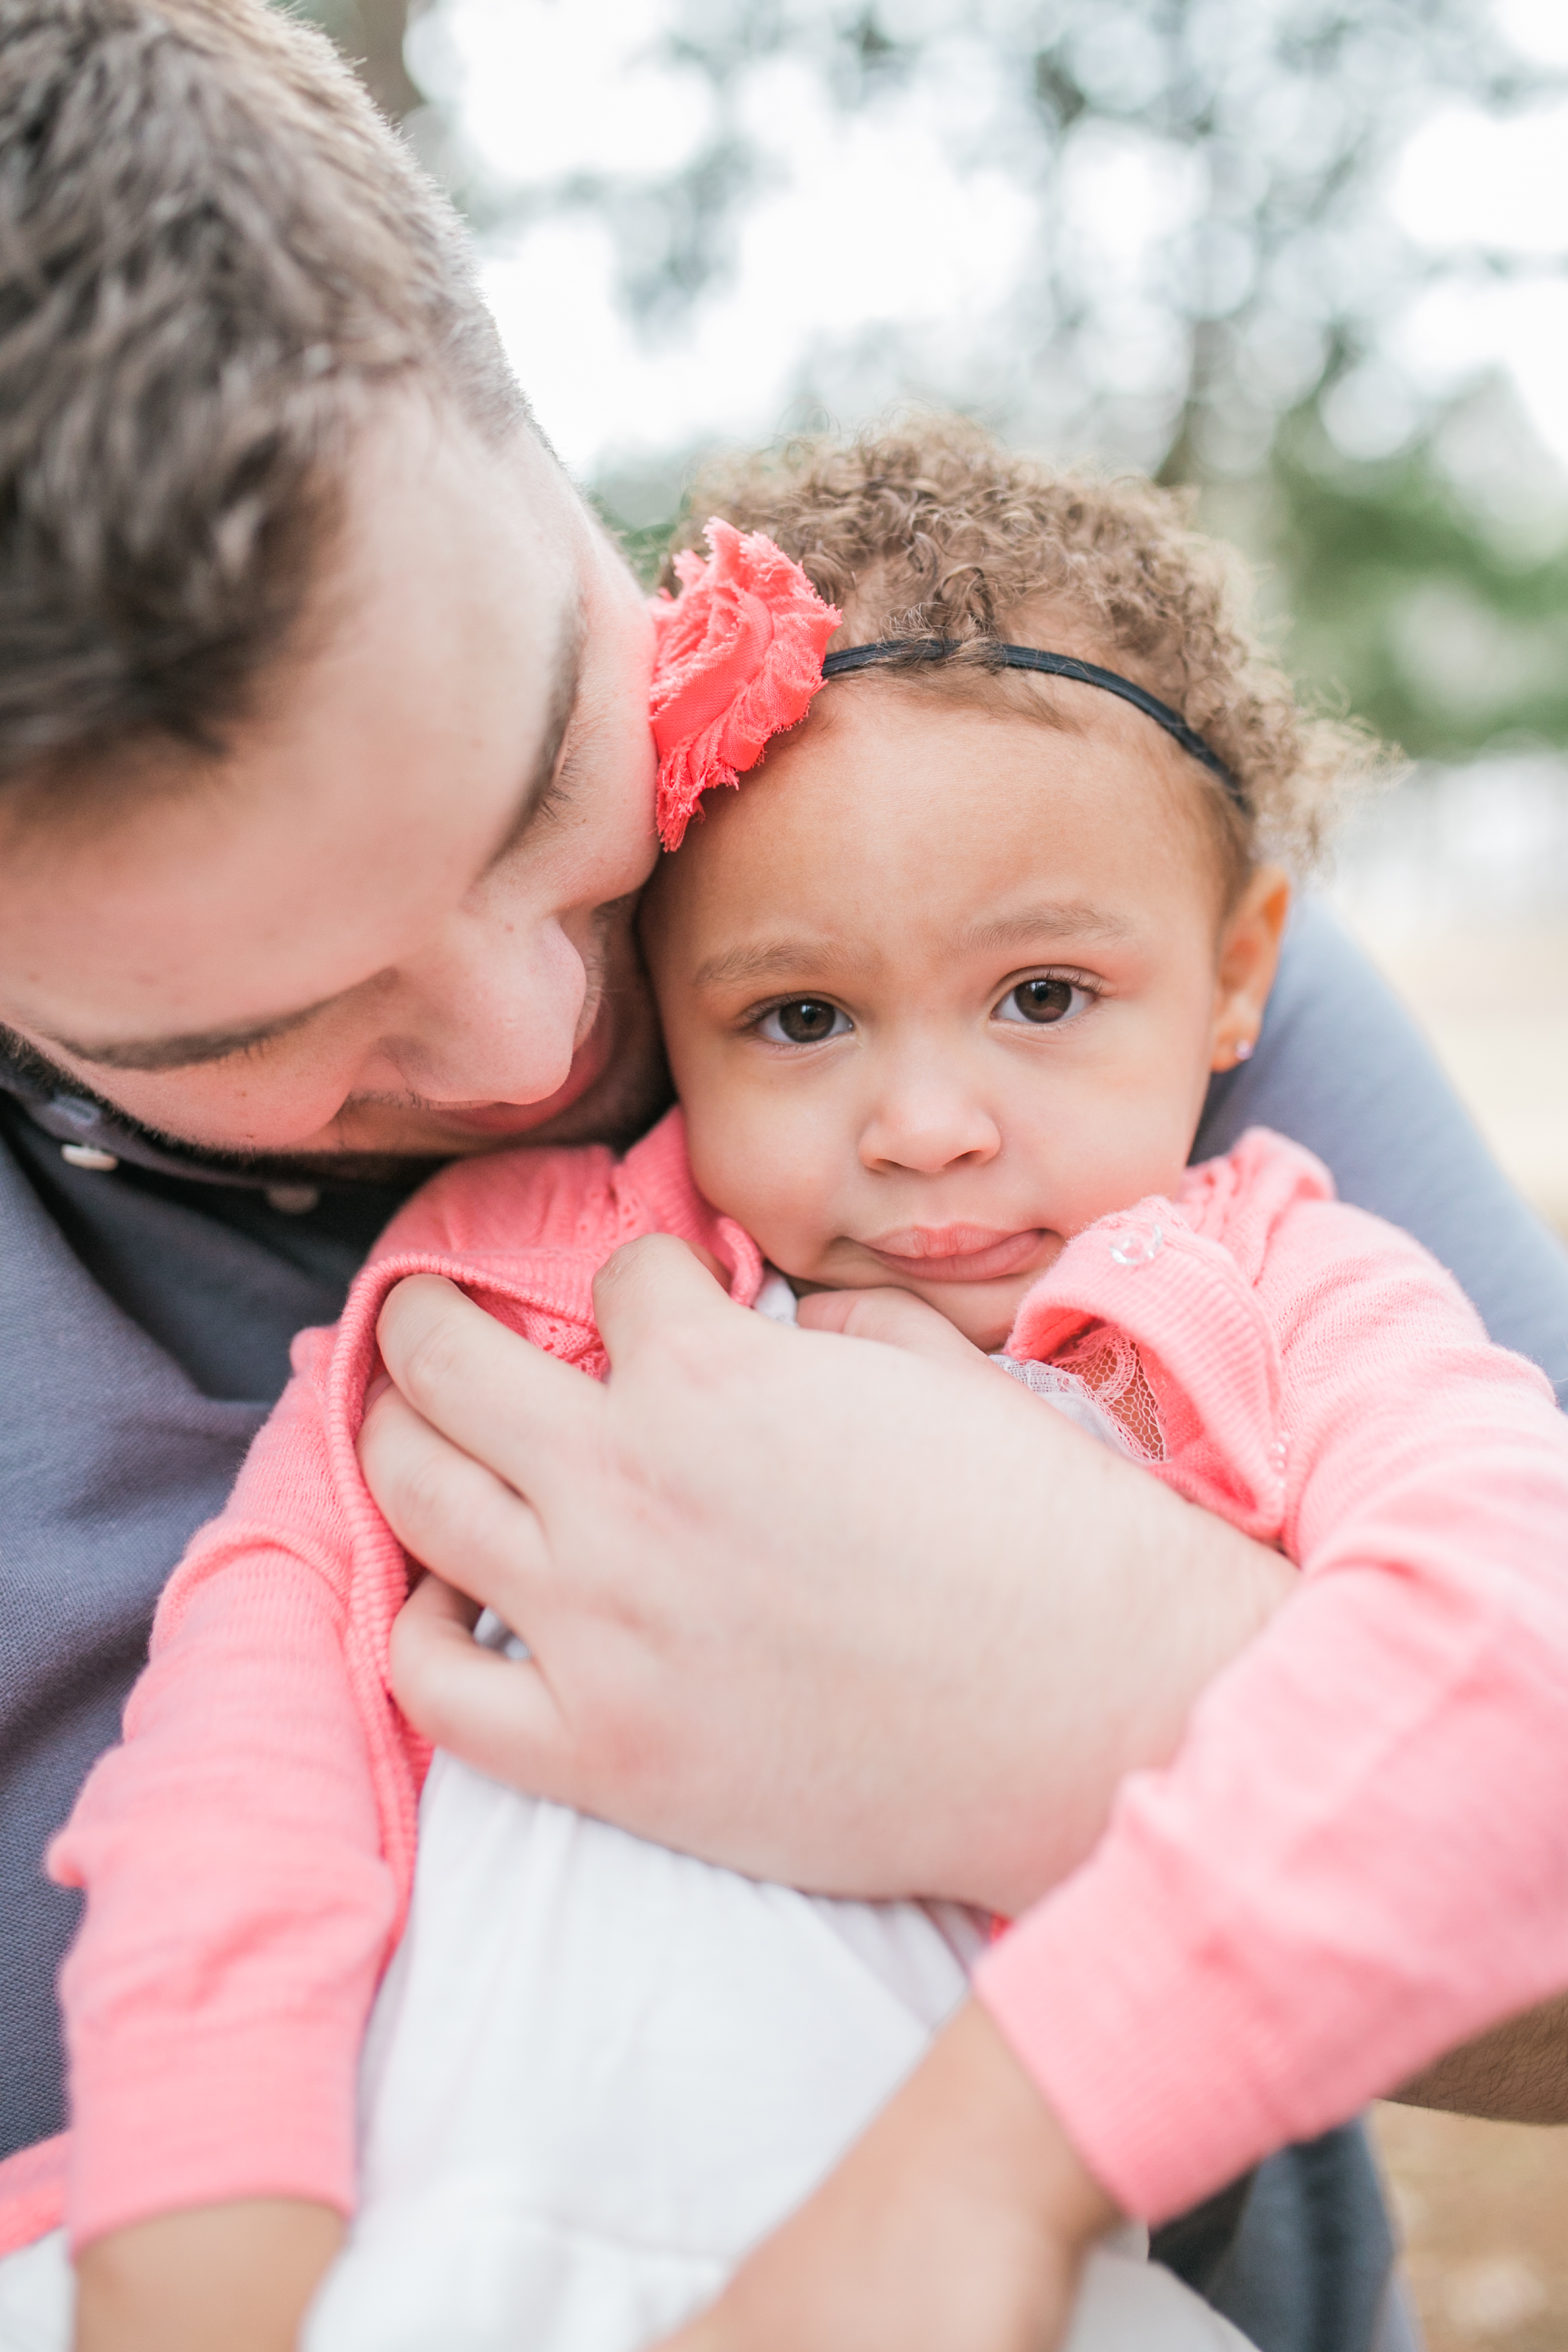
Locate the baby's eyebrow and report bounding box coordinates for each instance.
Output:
[691,938,866,991]
[690,905,1134,995]
[960,902,1135,953]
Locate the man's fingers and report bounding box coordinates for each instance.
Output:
[389,1573,574,1794]
[591,1232,744,1367]
[358,1377,554,1616]
[398,1568,482,1637]
[374,1274,599,1494]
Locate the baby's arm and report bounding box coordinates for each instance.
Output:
[974,1201,1568,2220]
[74,2200,343,2352]
[814,1270,1568,2123]
[57,1140,653,2347]
[52,1334,398,2346]
[662,1213,1568,2351]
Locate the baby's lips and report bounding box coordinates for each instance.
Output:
[864,1221,1022,1259]
[860,1227,1051,1283]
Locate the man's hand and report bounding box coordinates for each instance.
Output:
[363,1240,1292,1913]
[73,2200,342,2352]
[657,2001,1118,2352]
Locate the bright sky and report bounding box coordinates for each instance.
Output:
[1392,0,1568,471]
[407,0,1568,483]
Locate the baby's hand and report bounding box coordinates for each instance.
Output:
[795,1285,990,1370]
[655,2000,1118,2352]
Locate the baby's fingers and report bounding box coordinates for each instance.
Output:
[796,1285,989,1370]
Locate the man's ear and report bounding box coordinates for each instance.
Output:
[1211,865,1291,1071]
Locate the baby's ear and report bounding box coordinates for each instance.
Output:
[1212,865,1291,1069]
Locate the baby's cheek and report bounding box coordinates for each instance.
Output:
[684,1102,798,1247]
[691,1114,832,1270]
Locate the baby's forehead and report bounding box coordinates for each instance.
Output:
[744,677,1214,864]
[778,662,1207,789]
[655,685,1226,970]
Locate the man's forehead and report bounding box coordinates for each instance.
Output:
[0,422,597,1067]
[17,607,588,1074]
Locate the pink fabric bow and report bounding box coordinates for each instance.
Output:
[650,518,842,851]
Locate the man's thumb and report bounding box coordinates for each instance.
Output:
[591,1231,738,1360]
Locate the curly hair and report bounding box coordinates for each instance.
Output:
[666,418,1386,887]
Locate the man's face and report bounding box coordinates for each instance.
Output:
[0,403,661,1161]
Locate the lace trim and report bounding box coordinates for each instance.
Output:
[1051,1325,1166,1463]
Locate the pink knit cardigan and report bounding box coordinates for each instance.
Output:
[8,1111,1568,2251]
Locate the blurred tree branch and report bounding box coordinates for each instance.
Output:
[284,0,426,122]
[563,0,1568,757]
[353,0,424,120]
[278,0,1568,759]
[612,1,1563,494]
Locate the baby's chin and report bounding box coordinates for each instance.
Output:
[880,1248,1065,1352]
[782,1237,1063,1351]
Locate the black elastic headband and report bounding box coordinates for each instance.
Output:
[820,639,1246,812]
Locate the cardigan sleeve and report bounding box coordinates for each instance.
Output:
[42,1117,730,2256]
[976,1197,1568,2221]
[48,1330,400,2250]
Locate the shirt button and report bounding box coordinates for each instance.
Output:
[52,1094,103,1132]
[1109,1223,1163,1267]
[60,1143,119,1172]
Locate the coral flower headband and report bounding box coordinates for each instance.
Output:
[648,519,1245,851]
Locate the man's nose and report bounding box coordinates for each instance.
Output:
[858,1065,1002,1175]
[389,916,589,1105]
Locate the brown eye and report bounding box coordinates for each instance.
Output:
[997,977,1089,1027]
[760,998,851,1045]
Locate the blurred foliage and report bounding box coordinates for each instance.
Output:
[287,0,1568,759]
[1264,388,1568,760]
[508,1,1560,473]
[284,0,425,121]
[574,0,1568,761]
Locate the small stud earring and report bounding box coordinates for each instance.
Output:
[1232,1036,1255,1064]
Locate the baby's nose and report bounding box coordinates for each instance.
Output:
[858,1087,1002,1174]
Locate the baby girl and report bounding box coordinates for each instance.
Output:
[6,423,1568,2352]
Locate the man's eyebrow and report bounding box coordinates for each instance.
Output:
[44,599,590,1076]
[478,592,587,875]
[42,996,343,1074]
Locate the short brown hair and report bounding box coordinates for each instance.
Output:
[0,0,523,787]
[668,419,1382,883]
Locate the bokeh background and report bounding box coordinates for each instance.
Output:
[285,3,1568,2338]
